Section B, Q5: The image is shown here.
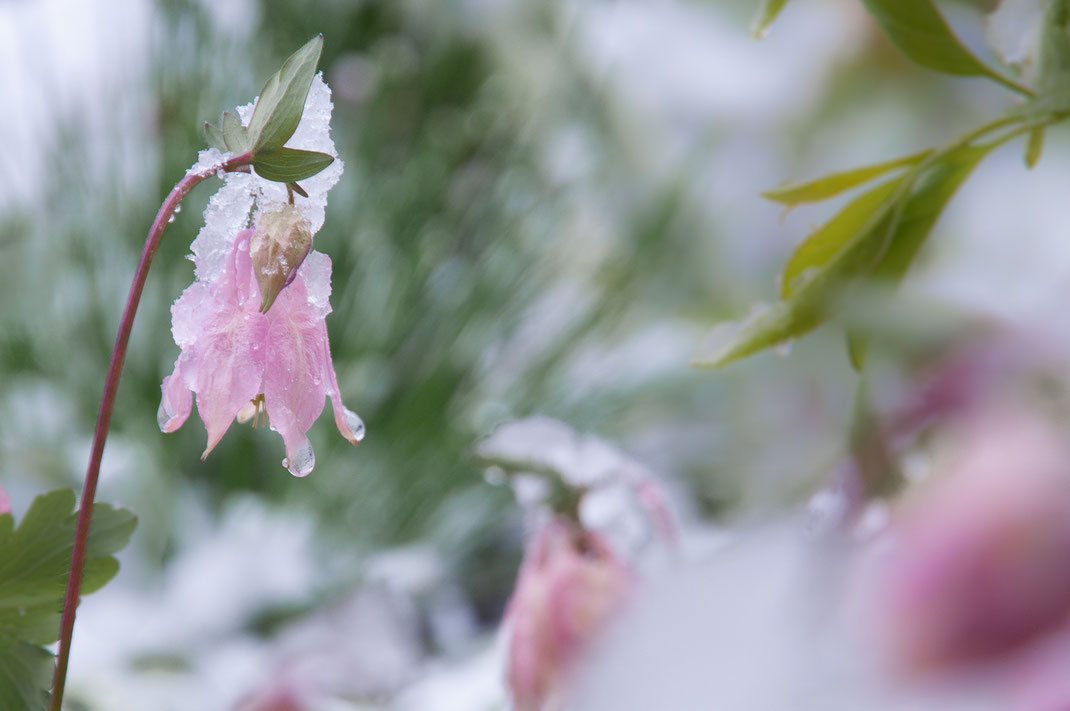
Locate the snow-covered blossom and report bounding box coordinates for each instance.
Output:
[506,518,631,711]
[159,75,363,475]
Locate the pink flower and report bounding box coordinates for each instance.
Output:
[506,518,631,711]
[0,485,10,515]
[872,410,1070,674]
[158,224,363,476]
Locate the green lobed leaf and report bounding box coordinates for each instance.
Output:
[762,149,930,206]
[247,34,324,154]
[204,121,227,152]
[859,0,1024,91]
[253,148,335,183]
[0,636,51,711]
[222,111,248,153]
[0,489,137,646]
[780,176,906,299]
[751,0,793,37]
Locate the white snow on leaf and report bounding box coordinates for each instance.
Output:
[190,73,343,282]
[986,0,1046,72]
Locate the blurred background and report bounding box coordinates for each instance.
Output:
[1,0,1069,708]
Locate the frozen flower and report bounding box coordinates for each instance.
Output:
[871,409,1070,674]
[506,518,631,711]
[159,74,363,476]
[159,224,363,475]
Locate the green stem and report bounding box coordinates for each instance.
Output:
[48,151,252,711]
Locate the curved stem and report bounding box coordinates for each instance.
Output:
[49,151,251,711]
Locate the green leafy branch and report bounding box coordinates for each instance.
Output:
[0,490,136,711]
[203,35,335,191]
[699,0,1070,370]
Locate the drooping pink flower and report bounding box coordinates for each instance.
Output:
[0,484,10,515]
[158,223,363,476]
[506,518,631,711]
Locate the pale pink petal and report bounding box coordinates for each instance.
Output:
[191,307,269,457]
[324,324,363,445]
[0,485,10,515]
[171,281,212,348]
[263,278,330,463]
[158,356,193,432]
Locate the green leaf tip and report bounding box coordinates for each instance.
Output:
[762,149,930,206]
[247,34,324,155]
[751,0,793,38]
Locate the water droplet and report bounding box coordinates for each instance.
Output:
[282,439,315,477]
[776,340,794,357]
[157,400,174,431]
[167,213,176,223]
[312,377,321,386]
[483,466,506,486]
[174,204,182,214]
[343,408,366,442]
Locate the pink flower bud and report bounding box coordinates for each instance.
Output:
[874,410,1070,675]
[506,518,631,711]
[250,205,313,313]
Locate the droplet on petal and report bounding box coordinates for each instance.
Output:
[343,408,366,442]
[157,399,176,432]
[283,438,316,477]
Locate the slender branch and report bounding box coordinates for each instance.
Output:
[49,151,252,711]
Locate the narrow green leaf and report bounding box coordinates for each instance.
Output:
[248,34,324,154]
[859,0,1028,93]
[762,149,930,205]
[222,111,248,153]
[1025,126,1045,168]
[253,148,335,183]
[780,176,906,299]
[846,143,992,368]
[288,181,309,198]
[751,0,793,37]
[204,122,227,152]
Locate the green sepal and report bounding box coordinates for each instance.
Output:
[763,149,930,206]
[751,0,793,37]
[288,181,309,198]
[247,34,324,154]
[204,122,227,152]
[222,111,248,153]
[253,148,334,183]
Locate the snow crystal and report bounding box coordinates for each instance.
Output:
[299,250,333,319]
[190,73,343,282]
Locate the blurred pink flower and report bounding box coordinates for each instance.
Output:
[158,227,363,475]
[506,518,631,711]
[0,485,10,515]
[874,410,1070,674]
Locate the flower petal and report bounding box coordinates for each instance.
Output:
[263,278,330,465]
[192,307,269,458]
[158,357,193,433]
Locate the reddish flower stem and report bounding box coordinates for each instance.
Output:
[49,152,252,711]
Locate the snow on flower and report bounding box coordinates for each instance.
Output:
[158,74,363,476]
